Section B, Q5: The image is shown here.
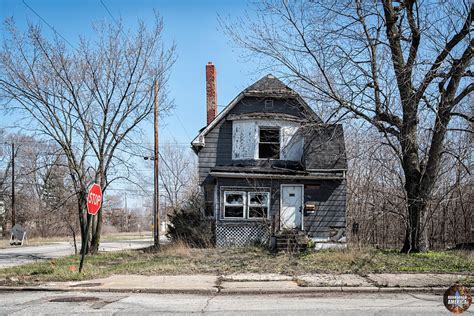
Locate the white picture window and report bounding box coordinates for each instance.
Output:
[223,191,246,218]
[248,192,270,218]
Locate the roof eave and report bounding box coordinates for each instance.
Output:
[191,92,245,150]
[209,171,346,180]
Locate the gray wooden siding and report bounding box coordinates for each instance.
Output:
[198,120,232,184]
[232,97,305,118]
[303,180,346,238]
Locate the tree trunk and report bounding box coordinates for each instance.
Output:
[89,209,103,254]
[401,192,427,253]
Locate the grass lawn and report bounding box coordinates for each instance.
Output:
[0,243,472,285]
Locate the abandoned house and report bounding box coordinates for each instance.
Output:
[191,62,347,248]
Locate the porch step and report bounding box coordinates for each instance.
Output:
[274,233,308,253]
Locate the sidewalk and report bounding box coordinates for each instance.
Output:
[1,273,471,294]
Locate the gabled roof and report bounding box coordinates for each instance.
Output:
[192,74,321,148]
[243,74,295,95]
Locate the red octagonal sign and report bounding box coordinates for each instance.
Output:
[87,183,102,215]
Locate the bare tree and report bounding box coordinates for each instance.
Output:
[0,16,176,253]
[346,120,472,250]
[224,0,472,252]
[158,143,197,212]
[0,133,80,245]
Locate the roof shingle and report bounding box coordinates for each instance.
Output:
[244,74,295,95]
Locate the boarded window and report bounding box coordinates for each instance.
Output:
[259,127,280,159]
[232,121,256,159]
[223,192,245,218]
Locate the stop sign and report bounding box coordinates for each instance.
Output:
[87,183,102,215]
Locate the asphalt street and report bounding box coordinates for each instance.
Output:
[0,238,157,268]
[0,291,457,315]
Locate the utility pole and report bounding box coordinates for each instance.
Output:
[153,79,160,250]
[11,142,15,228]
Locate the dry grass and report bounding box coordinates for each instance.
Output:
[160,240,192,257]
[0,243,472,286]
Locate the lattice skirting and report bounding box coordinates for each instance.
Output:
[216,224,270,247]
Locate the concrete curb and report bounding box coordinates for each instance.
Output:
[0,285,447,295]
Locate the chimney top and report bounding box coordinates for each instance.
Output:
[206,62,217,125]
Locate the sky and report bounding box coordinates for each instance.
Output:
[0,0,267,208]
[0,0,262,146]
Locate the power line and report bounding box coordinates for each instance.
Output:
[171,108,192,140]
[115,145,188,188]
[100,0,120,26]
[22,0,77,50]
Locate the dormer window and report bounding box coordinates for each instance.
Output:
[259,127,280,159]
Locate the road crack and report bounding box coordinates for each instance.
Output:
[201,276,222,314]
[201,294,217,314]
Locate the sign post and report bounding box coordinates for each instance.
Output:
[79,183,102,273]
[0,200,4,235]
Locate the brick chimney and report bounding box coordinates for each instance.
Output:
[206,62,217,125]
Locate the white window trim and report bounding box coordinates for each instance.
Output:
[223,191,246,219]
[247,192,270,219]
[257,126,281,160]
[221,187,271,221]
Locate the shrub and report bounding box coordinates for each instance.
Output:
[166,206,215,248]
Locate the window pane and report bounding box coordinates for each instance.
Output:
[259,143,280,158]
[249,206,268,218]
[225,206,244,218]
[225,193,243,205]
[260,128,280,142]
[249,193,269,206]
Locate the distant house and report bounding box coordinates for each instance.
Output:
[191,62,347,248]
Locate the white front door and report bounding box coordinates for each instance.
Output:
[280,185,303,229]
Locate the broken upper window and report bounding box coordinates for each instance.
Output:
[259,127,280,159]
